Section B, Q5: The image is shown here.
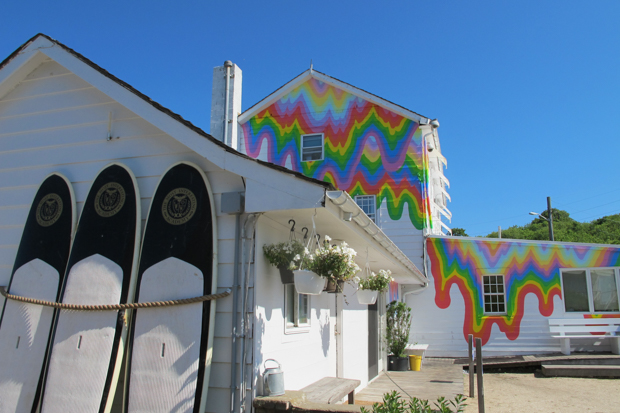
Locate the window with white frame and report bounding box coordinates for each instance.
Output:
[561,268,620,313]
[355,195,376,223]
[300,133,324,161]
[284,284,310,330]
[483,275,506,314]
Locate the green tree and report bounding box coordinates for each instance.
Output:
[485,209,620,244]
[451,227,468,237]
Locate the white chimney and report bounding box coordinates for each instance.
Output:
[210,61,242,149]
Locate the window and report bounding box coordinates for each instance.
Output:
[355,195,376,223]
[561,268,620,313]
[483,275,506,314]
[301,134,324,161]
[285,284,310,330]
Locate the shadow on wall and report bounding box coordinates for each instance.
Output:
[320,313,331,357]
[253,312,267,396]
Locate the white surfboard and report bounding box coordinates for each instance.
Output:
[0,173,74,413]
[126,162,218,413]
[39,163,140,413]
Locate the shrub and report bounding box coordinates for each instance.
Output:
[386,301,411,357]
[360,391,466,413]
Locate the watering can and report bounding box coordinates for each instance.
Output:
[263,359,285,396]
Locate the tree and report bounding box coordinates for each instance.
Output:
[451,227,468,237]
[485,209,620,244]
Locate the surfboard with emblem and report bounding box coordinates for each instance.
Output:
[39,163,140,413]
[0,173,74,413]
[125,162,217,413]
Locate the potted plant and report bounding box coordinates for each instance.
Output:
[355,269,393,305]
[305,236,360,293]
[263,240,305,284]
[386,300,412,371]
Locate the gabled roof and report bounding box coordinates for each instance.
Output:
[238,68,430,125]
[0,33,334,191]
[0,34,425,283]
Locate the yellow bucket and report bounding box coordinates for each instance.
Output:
[409,355,422,371]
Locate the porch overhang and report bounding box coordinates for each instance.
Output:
[260,191,427,285]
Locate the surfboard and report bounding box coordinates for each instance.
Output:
[39,163,140,413]
[125,162,217,413]
[0,173,74,413]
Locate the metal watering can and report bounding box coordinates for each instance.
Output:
[263,359,285,396]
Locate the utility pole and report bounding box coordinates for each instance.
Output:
[547,197,554,241]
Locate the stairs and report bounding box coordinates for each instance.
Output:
[541,357,620,378]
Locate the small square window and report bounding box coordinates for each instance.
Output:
[355,195,377,223]
[483,275,506,314]
[301,134,324,162]
[285,284,310,330]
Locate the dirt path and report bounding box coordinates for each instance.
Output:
[463,372,620,413]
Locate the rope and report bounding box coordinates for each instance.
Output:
[0,286,231,311]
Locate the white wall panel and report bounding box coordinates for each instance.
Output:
[0,59,243,412]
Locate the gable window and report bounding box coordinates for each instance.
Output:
[483,275,506,314]
[301,134,324,161]
[285,284,310,331]
[561,268,620,313]
[355,195,376,223]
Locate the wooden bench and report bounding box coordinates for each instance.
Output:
[301,377,361,405]
[548,318,620,355]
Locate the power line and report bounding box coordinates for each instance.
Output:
[553,186,620,209]
[567,198,620,216]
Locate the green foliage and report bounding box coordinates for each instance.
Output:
[485,210,620,244]
[360,391,466,413]
[356,269,393,292]
[262,240,305,269]
[305,236,360,282]
[386,301,412,357]
[450,227,468,237]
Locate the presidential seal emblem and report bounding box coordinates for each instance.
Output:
[36,193,63,227]
[162,188,197,225]
[94,182,126,218]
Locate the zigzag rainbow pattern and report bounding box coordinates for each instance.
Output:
[427,237,620,345]
[241,77,429,229]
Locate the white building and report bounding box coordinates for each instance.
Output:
[0,34,426,412]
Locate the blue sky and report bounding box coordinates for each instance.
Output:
[1,1,619,236]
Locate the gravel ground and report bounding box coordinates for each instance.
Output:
[462,371,620,413]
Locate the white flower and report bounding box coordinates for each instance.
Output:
[324,235,332,242]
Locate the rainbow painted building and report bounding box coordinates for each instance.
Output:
[235,69,451,272]
[222,66,620,357]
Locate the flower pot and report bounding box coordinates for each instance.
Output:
[387,355,409,371]
[357,289,378,305]
[409,355,422,371]
[293,270,325,295]
[278,267,294,284]
[324,279,345,293]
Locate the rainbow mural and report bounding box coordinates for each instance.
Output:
[241,77,430,229]
[427,237,620,344]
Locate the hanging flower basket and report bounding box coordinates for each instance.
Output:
[324,279,345,294]
[357,289,378,305]
[263,238,305,285]
[278,267,295,284]
[354,268,393,305]
[293,269,325,295]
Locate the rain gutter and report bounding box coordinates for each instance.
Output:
[325,190,427,284]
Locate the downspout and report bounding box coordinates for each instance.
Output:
[223,60,233,146]
[239,213,260,413]
[421,127,433,235]
[230,211,242,413]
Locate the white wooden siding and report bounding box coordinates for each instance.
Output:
[0,58,245,413]
[378,200,425,271]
